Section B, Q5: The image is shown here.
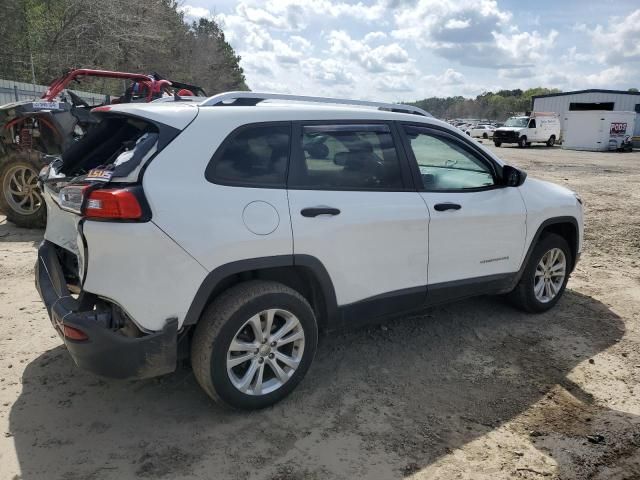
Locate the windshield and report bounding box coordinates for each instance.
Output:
[505,117,529,127]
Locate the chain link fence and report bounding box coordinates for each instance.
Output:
[0,78,108,105]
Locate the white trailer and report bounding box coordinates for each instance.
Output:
[561,111,636,152]
[532,89,640,148]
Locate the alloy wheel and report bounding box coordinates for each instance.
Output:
[534,247,566,303]
[226,309,305,396]
[2,165,43,215]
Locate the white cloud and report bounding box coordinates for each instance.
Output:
[301,58,355,85]
[492,29,558,64]
[273,39,305,64]
[583,66,631,86]
[392,0,512,45]
[422,68,465,85]
[236,3,292,29]
[327,30,410,73]
[363,31,388,44]
[376,75,413,92]
[498,67,535,79]
[290,35,312,51]
[442,68,465,84]
[388,0,560,69]
[178,5,212,21]
[218,0,387,33]
[445,18,471,30]
[181,0,639,101]
[217,13,274,50]
[587,9,640,64]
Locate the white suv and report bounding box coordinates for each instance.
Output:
[35,92,583,409]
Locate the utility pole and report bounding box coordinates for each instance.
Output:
[30,53,36,97]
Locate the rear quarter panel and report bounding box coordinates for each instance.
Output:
[142,108,294,271]
[82,221,208,331]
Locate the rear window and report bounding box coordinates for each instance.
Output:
[59,115,176,178]
[205,123,291,188]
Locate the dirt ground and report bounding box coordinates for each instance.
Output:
[1,144,639,480]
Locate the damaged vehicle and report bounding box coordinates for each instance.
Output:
[0,69,205,228]
[36,92,583,409]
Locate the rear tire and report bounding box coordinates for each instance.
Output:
[546,135,556,147]
[483,132,488,139]
[191,280,318,409]
[508,233,572,313]
[0,152,46,229]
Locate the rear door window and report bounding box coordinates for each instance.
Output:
[288,124,404,190]
[206,123,291,188]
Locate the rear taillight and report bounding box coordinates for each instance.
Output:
[58,184,148,221]
[84,189,143,220]
[62,324,88,341]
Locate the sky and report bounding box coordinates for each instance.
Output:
[178,0,640,102]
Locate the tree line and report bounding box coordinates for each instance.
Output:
[410,88,563,120]
[0,0,247,95]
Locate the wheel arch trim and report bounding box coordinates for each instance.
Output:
[517,216,580,284]
[183,254,338,327]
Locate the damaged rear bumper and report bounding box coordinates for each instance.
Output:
[35,240,177,379]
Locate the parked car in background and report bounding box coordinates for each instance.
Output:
[35,92,583,409]
[465,124,495,139]
[493,112,561,148]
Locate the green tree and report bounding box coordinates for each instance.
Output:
[408,87,563,120]
[0,0,246,94]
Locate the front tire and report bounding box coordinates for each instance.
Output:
[483,132,489,139]
[191,280,318,409]
[0,152,46,228]
[509,233,572,313]
[518,136,528,148]
[494,141,502,147]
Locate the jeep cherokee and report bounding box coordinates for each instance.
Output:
[35,92,583,409]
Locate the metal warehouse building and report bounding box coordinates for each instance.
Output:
[532,89,640,147]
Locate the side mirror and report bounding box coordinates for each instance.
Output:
[503,165,527,187]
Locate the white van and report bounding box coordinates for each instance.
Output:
[493,112,561,148]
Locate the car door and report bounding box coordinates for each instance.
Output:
[399,124,527,290]
[528,118,539,141]
[287,122,429,314]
